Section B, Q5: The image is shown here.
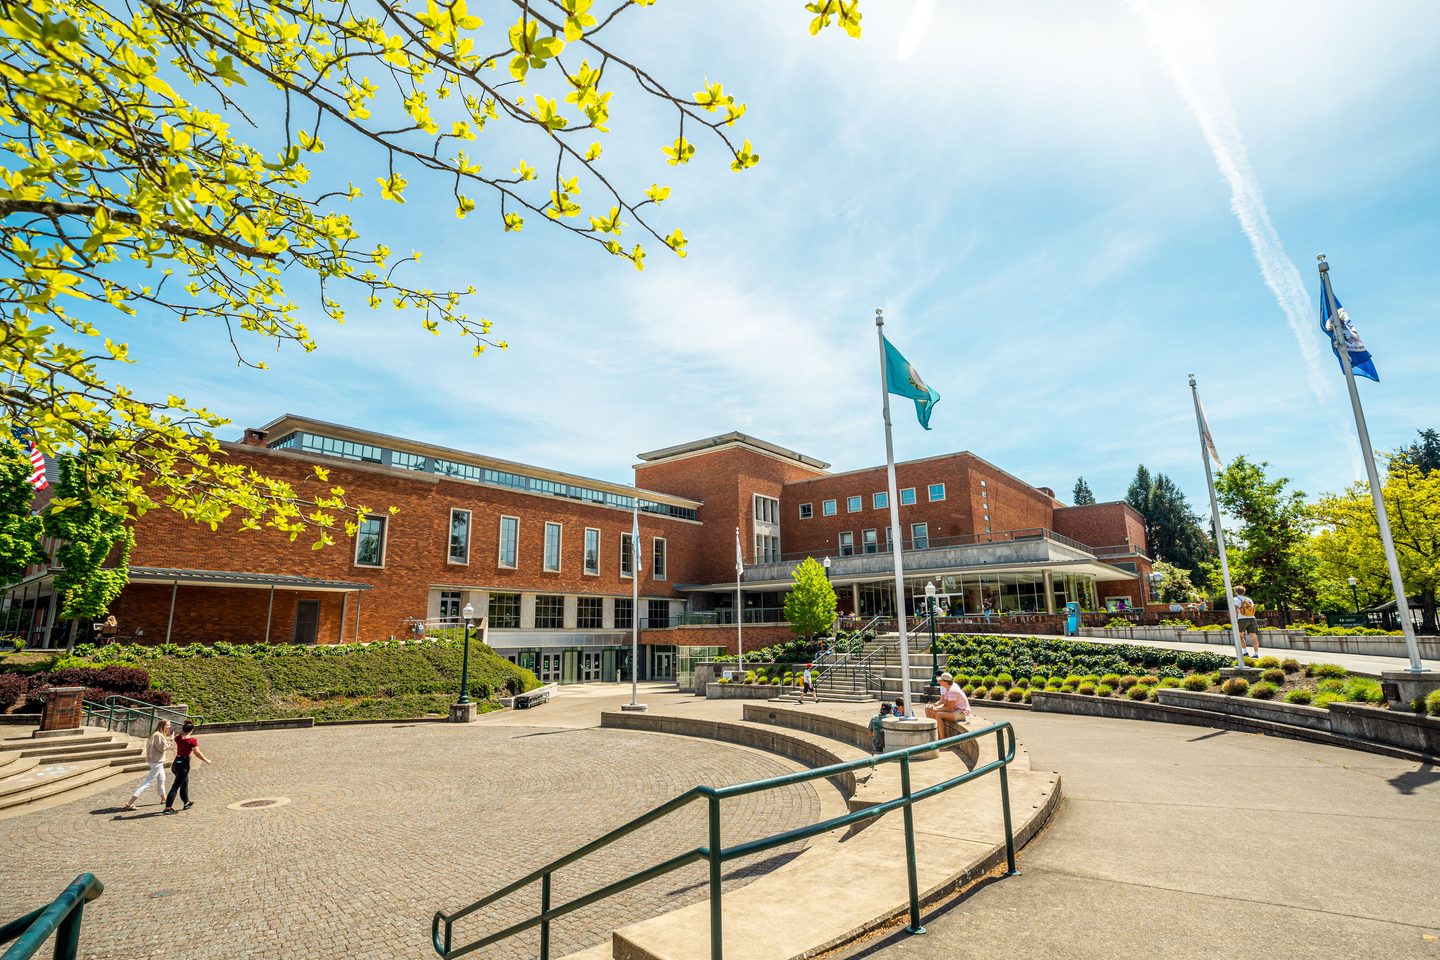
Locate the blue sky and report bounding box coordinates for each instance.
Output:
[111,0,1440,508]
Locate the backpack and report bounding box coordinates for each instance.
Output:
[1237,596,1255,617]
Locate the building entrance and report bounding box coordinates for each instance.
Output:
[538,652,562,683]
[651,647,675,680]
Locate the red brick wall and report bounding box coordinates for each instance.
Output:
[1053,502,1148,554]
[641,623,794,654]
[109,583,347,646]
[121,444,702,642]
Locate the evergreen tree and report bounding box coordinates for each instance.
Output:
[784,557,839,641]
[1124,465,1213,580]
[1213,457,1318,622]
[1396,428,1440,475]
[1072,477,1096,506]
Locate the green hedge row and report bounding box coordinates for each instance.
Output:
[938,634,1231,681]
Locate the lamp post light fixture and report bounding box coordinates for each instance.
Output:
[925,581,939,683]
[458,602,475,705]
[1348,576,1360,615]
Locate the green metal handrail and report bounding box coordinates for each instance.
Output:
[80,695,202,735]
[432,720,1019,960]
[0,874,104,960]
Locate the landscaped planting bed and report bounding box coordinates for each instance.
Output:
[939,636,1399,711]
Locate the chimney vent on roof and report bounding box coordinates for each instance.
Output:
[242,428,269,447]
[1038,486,1056,498]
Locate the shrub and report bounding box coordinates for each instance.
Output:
[1006,688,1024,702]
[962,684,977,696]
[0,673,25,712]
[1181,674,1211,692]
[988,686,1008,700]
[1045,681,1062,691]
[771,678,782,686]
[1317,678,1346,694]
[1059,683,1076,693]
[1220,678,1249,697]
[1063,675,1084,687]
[996,673,1014,687]
[1077,683,1096,696]
[1342,677,1385,704]
[1312,692,1345,708]
[1138,674,1160,687]
[1099,673,1123,687]
[1256,656,1281,669]
[1306,663,1348,679]
[1158,677,1181,689]
[1427,690,1440,717]
[1014,678,1029,689]
[1095,684,1114,697]
[1117,675,1140,691]
[1249,682,1278,700]
[1029,675,1047,687]
[1284,689,1313,705]
[1280,658,1302,674]
[1022,689,1034,703]
[980,675,997,688]
[1260,669,1286,685]
[1126,684,1151,701]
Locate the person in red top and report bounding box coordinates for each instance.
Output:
[164,720,212,814]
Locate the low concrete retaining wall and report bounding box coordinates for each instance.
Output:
[1328,702,1440,755]
[201,717,316,734]
[1155,689,1332,731]
[692,661,779,696]
[741,702,871,751]
[705,684,788,700]
[601,710,859,797]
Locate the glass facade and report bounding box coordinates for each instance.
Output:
[613,598,633,629]
[355,517,385,567]
[584,528,600,574]
[449,509,470,563]
[535,595,564,628]
[489,593,520,628]
[498,516,519,568]
[544,522,562,572]
[913,571,1099,614]
[576,596,603,629]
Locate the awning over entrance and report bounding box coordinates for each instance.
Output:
[127,567,372,592]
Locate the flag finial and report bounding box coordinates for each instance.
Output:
[1317,253,1329,273]
[875,307,884,328]
[1187,373,1196,388]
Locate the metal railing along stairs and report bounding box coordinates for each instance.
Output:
[80,694,201,735]
[0,874,103,960]
[431,720,1020,960]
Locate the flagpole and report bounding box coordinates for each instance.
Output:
[626,501,643,709]
[735,528,744,671]
[1318,255,1423,673]
[875,310,917,718]
[1189,375,1246,668]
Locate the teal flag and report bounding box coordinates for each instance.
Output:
[883,336,940,430]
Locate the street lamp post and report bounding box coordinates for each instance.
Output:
[925,581,939,683]
[449,602,478,722]
[1348,576,1360,615]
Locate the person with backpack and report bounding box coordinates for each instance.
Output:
[1233,586,1261,658]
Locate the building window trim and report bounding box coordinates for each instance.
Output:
[838,531,855,557]
[448,508,471,565]
[822,499,837,517]
[652,537,668,581]
[862,528,878,554]
[620,532,635,579]
[583,527,601,576]
[873,492,888,510]
[488,592,520,629]
[846,495,862,513]
[543,521,563,573]
[354,516,387,568]
[928,483,946,502]
[911,522,929,551]
[534,594,565,629]
[754,493,780,525]
[577,596,603,629]
[899,487,916,506]
[798,502,813,519]
[498,515,519,569]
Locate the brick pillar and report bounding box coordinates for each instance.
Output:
[39,686,87,732]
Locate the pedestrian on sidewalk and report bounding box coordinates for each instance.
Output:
[164,720,212,814]
[924,672,970,739]
[1233,586,1261,658]
[869,702,893,754]
[123,719,171,810]
[802,663,818,703]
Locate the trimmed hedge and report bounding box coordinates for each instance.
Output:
[939,635,1229,682]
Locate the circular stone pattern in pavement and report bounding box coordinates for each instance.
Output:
[2,722,824,960]
[226,797,292,811]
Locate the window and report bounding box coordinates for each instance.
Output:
[982,490,988,500]
[535,595,565,629]
[873,492,888,510]
[822,499,837,517]
[754,494,779,524]
[488,593,520,629]
[614,597,633,629]
[448,509,470,564]
[652,537,667,580]
[498,516,519,568]
[577,596,603,629]
[584,528,601,576]
[799,503,813,519]
[620,533,635,578]
[647,599,670,628]
[543,522,562,572]
[355,516,386,567]
[391,451,428,471]
[928,483,946,502]
[847,495,862,513]
[838,531,854,557]
[862,529,878,554]
[911,522,929,550]
[755,534,780,563]
[439,590,461,621]
[899,487,917,506]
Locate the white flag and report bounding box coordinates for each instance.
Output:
[1196,396,1222,467]
[631,508,643,573]
[735,527,744,577]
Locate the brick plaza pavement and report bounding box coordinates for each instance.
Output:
[2,710,825,960]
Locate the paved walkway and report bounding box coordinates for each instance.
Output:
[833,711,1440,960]
[1,685,824,960]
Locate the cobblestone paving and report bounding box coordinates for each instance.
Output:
[1,721,824,960]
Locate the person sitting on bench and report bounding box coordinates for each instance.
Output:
[924,672,970,739]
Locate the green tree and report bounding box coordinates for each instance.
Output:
[0,454,45,585]
[1071,476,1096,506]
[1312,457,1439,632]
[1395,428,1440,475]
[783,557,838,641]
[1124,465,1213,579]
[0,0,862,543]
[1213,456,1318,622]
[42,458,134,620]
[1152,559,1202,604]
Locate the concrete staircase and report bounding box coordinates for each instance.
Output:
[0,727,148,818]
[812,633,942,704]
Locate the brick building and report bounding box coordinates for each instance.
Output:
[3,420,1151,683]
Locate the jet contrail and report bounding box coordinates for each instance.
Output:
[1126,0,1333,403]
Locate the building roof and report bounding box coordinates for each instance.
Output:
[127,567,372,592]
[634,431,831,470]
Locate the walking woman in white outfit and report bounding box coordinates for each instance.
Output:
[123,719,171,810]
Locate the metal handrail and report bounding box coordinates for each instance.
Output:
[80,695,202,735]
[432,721,1019,959]
[0,874,104,960]
[744,526,1097,567]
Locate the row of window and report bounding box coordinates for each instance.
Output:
[798,483,947,520]
[268,430,698,521]
[357,511,667,578]
[835,522,930,556]
[438,591,670,629]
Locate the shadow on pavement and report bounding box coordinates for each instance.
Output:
[1387,762,1439,795]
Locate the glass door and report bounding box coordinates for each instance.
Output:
[538,652,561,683]
[580,651,602,681]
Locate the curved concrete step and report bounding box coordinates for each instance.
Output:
[0,732,118,752]
[0,758,112,802]
[0,764,137,816]
[0,753,38,778]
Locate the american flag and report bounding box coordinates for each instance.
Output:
[12,430,47,490]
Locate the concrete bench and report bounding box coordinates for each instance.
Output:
[504,683,557,710]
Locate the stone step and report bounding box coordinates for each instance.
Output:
[0,758,112,802]
[0,732,117,752]
[0,753,38,778]
[0,763,135,815]
[16,741,134,762]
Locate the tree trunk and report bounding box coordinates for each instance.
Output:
[1422,587,1437,636]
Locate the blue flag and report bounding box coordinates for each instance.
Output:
[1320,280,1378,382]
[882,336,940,429]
